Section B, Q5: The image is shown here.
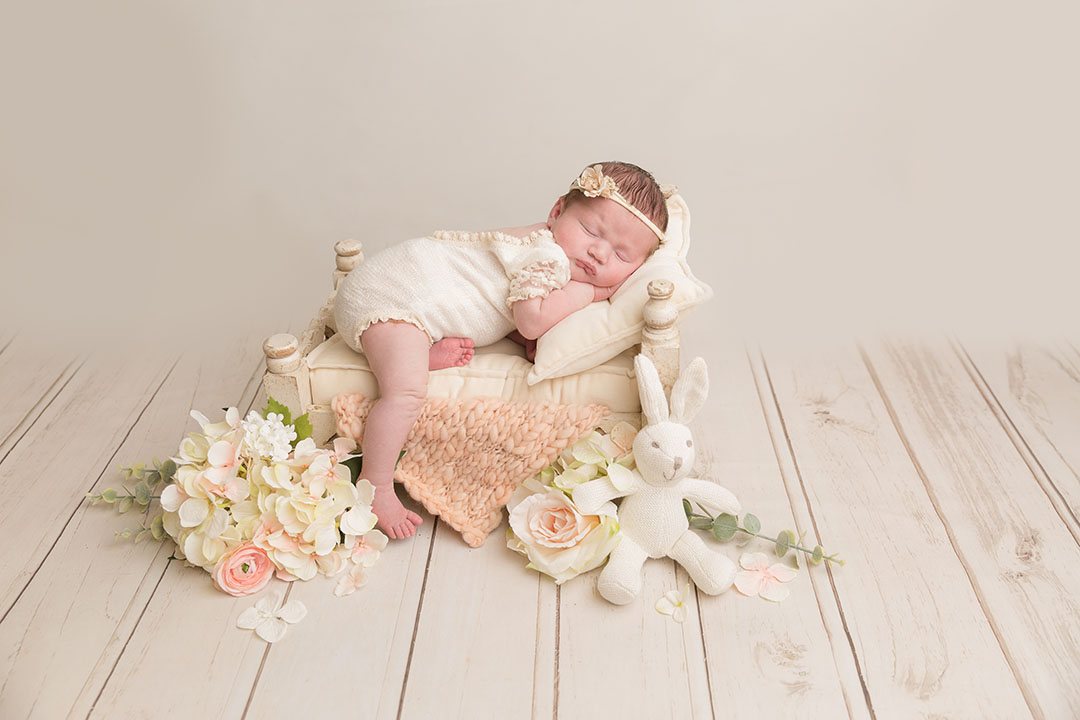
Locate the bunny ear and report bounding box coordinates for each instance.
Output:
[634,354,669,424]
[670,357,709,424]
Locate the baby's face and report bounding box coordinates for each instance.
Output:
[547,195,658,289]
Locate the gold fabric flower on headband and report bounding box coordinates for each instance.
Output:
[576,165,619,198]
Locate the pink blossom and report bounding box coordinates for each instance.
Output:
[734,552,798,602]
[213,543,274,597]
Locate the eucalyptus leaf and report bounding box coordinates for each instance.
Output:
[101,488,118,503]
[690,516,713,530]
[150,514,165,541]
[775,529,795,557]
[135,529,151,544]
[811,546,825,565]
[711,513,739,542]
[683,499,693,518]
[118,497,134,514]
[135,481,151,506]
[264,397,292,425]
[743,513,761,535]
[160,459,177,484]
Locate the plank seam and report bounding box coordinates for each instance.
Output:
[951,339,1080,545]
[0,356,176,624]
[396,517,439,720]
[85,557,173,718]
[857,343,1040,720]
[692,583,716,720]
[753,346,875,720]
[553,583,561,720]
[0,356,85,466]
[242,582,295,719]
[0,334,15,359]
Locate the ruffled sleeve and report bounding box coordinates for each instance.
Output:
[496,229,571,307]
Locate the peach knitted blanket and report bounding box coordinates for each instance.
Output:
[332,393,609,547]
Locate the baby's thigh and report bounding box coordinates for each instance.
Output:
[360,321,430,395]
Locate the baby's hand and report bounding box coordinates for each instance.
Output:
[592,281,622,303]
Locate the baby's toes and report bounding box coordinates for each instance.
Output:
[407,510,423,526]
[397,521,416,538]
[462,338,476,349]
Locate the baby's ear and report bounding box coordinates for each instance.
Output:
[635,354,669,424]
[548,195,566,222]
[670,357,708,424]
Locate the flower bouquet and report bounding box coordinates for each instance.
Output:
[90,399,386,597]
[504,422,636,584]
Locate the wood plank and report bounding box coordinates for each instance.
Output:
[242,510,435,720]
[862,338,1080,718]
[0,338,80,461]
[0,350,173,618]
[557,555,709,718]
[759,342,1034,718]
[691,347,855,718]
[0,336,269,720]
[397,516,549,719]
[958,339,1080,536]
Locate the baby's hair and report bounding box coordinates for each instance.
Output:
[565,161,669,236]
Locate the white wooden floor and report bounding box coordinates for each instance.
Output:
[2,330,1079,719]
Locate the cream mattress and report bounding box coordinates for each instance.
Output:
[306,335,641,413]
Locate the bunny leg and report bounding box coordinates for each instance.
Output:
[598,536,649,605]
[670,530,736,595]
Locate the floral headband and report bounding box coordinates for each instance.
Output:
[569,164,670,243]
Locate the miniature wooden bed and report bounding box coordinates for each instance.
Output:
[262,239,683,446]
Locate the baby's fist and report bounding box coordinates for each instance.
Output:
[592,282,620,302]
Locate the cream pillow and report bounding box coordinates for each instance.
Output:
[527,192,713,385]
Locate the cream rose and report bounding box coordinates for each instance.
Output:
[509,488,595,548]
[213,543,274,596]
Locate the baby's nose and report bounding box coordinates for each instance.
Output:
[589,243,610,262]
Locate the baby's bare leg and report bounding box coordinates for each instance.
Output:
[358,321,428,539]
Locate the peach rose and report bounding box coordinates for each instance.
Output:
[213,543,274,596]
[509,488,596,548]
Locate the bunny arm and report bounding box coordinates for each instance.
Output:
[678,478,742,517]
[572,476,636,516]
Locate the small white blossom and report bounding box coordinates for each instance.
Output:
[241,411,297,462]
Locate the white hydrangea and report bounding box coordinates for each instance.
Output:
[241,411,297,462]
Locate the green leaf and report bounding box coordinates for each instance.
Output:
[775,529,795,557]
[135,529,151,544]
[811,546,825,565]
[101,488,118,504]
[342,455,364,483]
[683,499,693,519]
[711,513,739,542]
[150,514,165,541]
[118,497,134,514]
[395,450,406,468]
[131,462,146,479]
[135,481,151,506]
[743,513,761,535]
[690,516,713,530]
[264,397,292,425]
[293,413,313,446]
[159,459,177,484]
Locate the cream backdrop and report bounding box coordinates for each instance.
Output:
[1,0,1077,353]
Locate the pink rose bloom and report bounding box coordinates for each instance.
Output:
[509,488,597,549]
[214,543,274,596]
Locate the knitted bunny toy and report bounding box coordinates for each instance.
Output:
[572,354,740,605]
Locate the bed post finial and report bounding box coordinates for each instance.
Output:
[262,333,308,420]
[641,279,680,399]
[333,239,363,290]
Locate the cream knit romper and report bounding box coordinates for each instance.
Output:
[333,228,571,352]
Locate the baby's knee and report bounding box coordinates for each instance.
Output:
[379,382,427,415]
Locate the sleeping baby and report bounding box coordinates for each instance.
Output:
[333,161,669,540]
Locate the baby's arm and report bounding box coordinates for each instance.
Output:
[512,280,595,340]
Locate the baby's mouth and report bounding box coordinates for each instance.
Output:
[577,259,596,275]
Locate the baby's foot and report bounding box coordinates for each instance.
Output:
[370,483,424,539]
[429,337,475,370]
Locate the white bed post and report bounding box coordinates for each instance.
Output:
[641,279,680,400]
[262,333,310,422]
